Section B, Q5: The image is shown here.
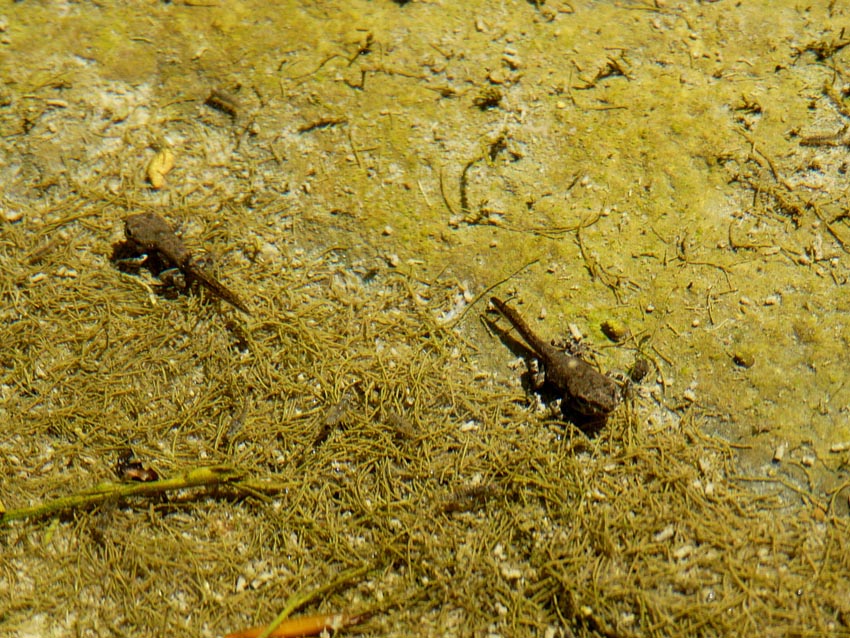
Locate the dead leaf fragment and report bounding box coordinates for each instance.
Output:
[146,148,175,189]
[224,610,368,638]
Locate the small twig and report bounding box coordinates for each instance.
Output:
[1,465,244,524]
[827,480,850,517]
[438,167,459,216]
[811,201,850,253]
[822,81,850,120]
[799,124,850,147]
[459,154,481,214]
[251,564,372,638]
[575,215,638,301]
[0,466,302,525]
[297,117,347,134]
[447,257,540,329]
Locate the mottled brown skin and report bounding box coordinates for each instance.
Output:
[490,297,621,416]
[123,212,250,314]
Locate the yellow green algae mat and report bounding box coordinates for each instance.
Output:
[2,1,850,636]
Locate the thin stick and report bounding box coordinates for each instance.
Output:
[448,257,540,329]
[255,564,371,638]
[0,465,245,524]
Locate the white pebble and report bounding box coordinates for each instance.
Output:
[3,208,22,222]
[654,524,675,543]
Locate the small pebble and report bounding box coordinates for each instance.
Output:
[731,350,755,368]
[568,323,583,342]
[3,208,23,222]
[601,319,630,342]
[54,266,78,279]
[502,53,522,70]
[488,70,507,84]
[654,524,675,543]
[673,544,694,560]
[500,565,522,581]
